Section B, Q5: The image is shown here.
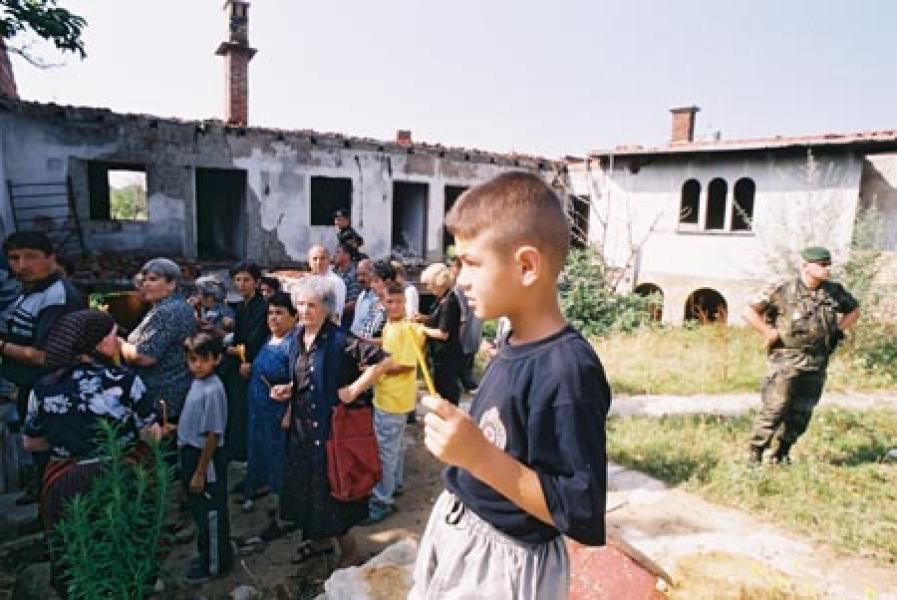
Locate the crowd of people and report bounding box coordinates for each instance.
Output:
[0,170,856,599]
[0,207,487,586]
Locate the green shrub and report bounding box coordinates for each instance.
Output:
[559,246,653,336]
[54,422,174,599]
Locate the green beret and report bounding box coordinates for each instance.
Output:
[801,246,831,262]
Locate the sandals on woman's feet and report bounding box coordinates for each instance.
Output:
[291,540,335,564]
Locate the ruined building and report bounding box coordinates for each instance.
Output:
[0,1,566,267]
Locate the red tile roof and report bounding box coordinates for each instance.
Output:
[591,129,897,158]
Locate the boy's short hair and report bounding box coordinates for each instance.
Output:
[445,171,570,272]
[3,231,55,255]
[184,331,225,359]
[384,280,405,296]
[267,291,297,316]
[230,261,262,281]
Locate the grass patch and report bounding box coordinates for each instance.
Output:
[595,325,897,395]
[608,407,897,565]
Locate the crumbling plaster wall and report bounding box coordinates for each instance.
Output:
[591,150,864,324]
[235,142,540,263]
[0,101,553,264]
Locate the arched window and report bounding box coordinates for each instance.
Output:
[705,178,727,230]
[684,288,728,323]
[679,179,700,225]
[634,283,663,322]
[732,178,755,231]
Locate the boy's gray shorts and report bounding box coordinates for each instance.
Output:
[409,490,569,600]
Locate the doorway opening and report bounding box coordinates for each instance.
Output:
[195,168,246,260]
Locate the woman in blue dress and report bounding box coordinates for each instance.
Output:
[241,292,298,512]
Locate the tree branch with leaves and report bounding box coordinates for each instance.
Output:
[1,0,86,67]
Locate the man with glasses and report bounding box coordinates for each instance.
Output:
[742,246,860,465]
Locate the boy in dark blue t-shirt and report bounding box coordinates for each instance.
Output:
[411,172,611,599]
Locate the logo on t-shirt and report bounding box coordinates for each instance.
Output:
[479,407,507,450]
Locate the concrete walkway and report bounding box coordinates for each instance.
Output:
[607,392,897,598]
[610,391,897,418]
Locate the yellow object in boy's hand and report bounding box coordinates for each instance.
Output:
[421,395,489,471]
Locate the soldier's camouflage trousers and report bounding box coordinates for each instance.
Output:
[749,365,826,451]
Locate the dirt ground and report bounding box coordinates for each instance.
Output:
[161,419,443,600]
[150,389,897,599]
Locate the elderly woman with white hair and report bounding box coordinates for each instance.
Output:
[417,262,463,405]
[120,258,197,419]
[268,275,389,568]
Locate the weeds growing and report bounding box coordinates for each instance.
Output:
[54,421,174,599]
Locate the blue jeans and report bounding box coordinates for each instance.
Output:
[371,408,408,506]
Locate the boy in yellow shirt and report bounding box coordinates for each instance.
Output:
[365,280,424,524]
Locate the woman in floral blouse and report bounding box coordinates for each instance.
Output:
[23,310,159,596]
[120,258,197,419]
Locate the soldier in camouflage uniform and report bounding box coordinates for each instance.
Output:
[742,247,860,464]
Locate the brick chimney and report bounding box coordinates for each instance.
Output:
[396,130,412,147]
[0,39,19,99]
[216,1,256,126]
[670,106,699,144]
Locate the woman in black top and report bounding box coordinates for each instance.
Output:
[418,263,463,405]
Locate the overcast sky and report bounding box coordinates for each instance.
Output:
[9,0,897,158]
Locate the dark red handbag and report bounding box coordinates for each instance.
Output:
[326,402,381,502]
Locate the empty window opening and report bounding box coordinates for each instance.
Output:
[392,182,429,262]
[196,168,247,261]
[88,162,147,221]
[684,288,728,323]
[310,176,352,226]
[679,179,700,225]
[705,178,727,230]
[569,194,590,248]
[634,283,663,322]
[732,178,755,231]
[443,186,468,254]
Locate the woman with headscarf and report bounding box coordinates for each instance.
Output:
[268,276,390,568]
[417,262,463,405]
[22,310,159,596]
[120,258,197,420]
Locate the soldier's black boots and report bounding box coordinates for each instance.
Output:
[771,441,792,465]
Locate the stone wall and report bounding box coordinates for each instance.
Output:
[0,99,560,264]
